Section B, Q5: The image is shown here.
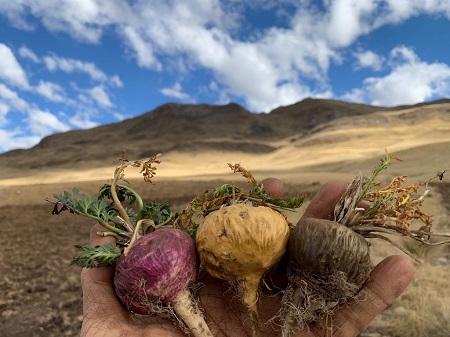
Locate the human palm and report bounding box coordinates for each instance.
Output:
[80,181,415,337]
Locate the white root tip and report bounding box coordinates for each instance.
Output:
[171,289,214,337]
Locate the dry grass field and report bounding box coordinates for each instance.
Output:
[1,99,449,336]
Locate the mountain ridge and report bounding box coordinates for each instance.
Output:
[1,98,449,180]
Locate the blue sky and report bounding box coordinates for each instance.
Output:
[1,1,450,153]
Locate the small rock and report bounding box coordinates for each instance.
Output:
[431,256,450,265]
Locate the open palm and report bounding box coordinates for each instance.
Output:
[80,181,414,337]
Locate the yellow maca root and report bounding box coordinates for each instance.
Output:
[196,203,290,337]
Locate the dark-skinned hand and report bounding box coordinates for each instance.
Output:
[80,179,415,337]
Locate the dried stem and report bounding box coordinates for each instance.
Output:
[123,219,159,255]
[334,151,448,262]
[363,233,424,263]
[111,162,134,227]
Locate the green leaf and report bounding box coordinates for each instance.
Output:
[71,243,121,268]
[53,189,114,222]
[141,200,173,225]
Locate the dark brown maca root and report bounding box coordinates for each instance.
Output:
[280,218,372,337]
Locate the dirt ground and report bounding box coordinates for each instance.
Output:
[0,179,448,337]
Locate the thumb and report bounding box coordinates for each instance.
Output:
[260,177,285,198]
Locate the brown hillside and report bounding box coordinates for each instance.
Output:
[0,98,449,184]
[0,99,387,173]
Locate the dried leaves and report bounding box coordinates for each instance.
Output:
[173,163,304,235]
[117,150,162,184]
[334,151,450,262]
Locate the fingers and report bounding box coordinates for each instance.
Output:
[81,224,126,325]
[329,255,415,337]
[261,179,348,215]
[260,177,285,198]
[302,180,348,220]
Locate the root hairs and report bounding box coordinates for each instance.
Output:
[277,267,364,336]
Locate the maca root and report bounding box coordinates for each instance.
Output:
[130,288,213,337]
[171,289,214,337]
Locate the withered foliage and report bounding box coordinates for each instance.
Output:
[334,152,450,262]
[174,163,304,235]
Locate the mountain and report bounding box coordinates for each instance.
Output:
[1,98,449,182]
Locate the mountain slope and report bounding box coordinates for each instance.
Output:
[0,98,448,182]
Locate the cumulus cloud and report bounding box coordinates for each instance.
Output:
[353,50,384,71]
[3,0,450,112]
[88,85,113,108]
[35,80,67,103]
[0,83,73,151]
[110,75,123,88]
[326,0,377,47]
[18,45,40,63]
[27,108,70,136]
[0,129,41,152]
[119,26,162,70]
[43,55,109,82]
[0,1,33,30]
[41,53,124,91]
[0,44,29,88]
[346,46,450,106]
[0,42,123,151]
[68,113,100,129]
[0,83,29,111]
[0,102,9,125]
[0,83,70,132]
[1,0,450,151]
[160,82,191,100]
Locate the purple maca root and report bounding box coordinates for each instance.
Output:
[114,228,213,337]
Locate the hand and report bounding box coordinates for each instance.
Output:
[80,180,415,337]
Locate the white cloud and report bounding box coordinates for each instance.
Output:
[18,46,40,63]
[373,0,450,27]
[160,82,192,100]
[1,0,450,116]
[0,82,72,151]
[35,80,67,103]
[110,75,123,88]
[0,41,125,151]
[119,26,161,70]
[17,0,106,43]
[353,50,384,71]
[0,1,33,30]
[0,44,29,89]
[341,88,366,104]
[43,54,109,82]
[0,129,41,152]
[88,85,113,108]
[0,102,9,125]
[27,108,70,136]
[326,0,377,47]
[0,84,29,111]
[41,53,123,93]
[347,46,450,106]
[388,45,418,66]
[68,113,99,129]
